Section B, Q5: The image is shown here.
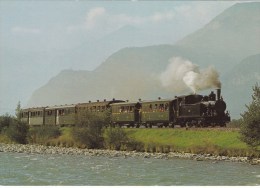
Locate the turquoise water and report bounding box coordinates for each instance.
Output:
[0,152,259,185]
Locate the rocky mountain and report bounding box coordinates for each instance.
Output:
[27,2,260,119]
[222,54,260,117]
[176,2,260,72]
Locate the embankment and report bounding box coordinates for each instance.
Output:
[0,143,259,164]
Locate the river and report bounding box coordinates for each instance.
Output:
[0,152,259,186]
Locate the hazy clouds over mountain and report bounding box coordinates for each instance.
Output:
[27,2,260,119]
[2,1,236,114]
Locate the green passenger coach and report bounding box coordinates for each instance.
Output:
[111,102,141,127]
[141,99,174,128]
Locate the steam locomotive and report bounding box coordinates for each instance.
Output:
[21,89,230,128]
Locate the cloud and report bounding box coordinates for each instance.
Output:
[151,12,175,22]
[11,27,41,34]
[84,7,147,31]
[66,2,235,37]
[67,7,176,34]
[85,7,106,30]
[173,2,236,25]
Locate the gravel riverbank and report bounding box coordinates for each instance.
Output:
[0,143,259,164]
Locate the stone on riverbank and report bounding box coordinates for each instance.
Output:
[0,143,259,164]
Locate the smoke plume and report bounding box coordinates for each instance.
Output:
[160,57,221,93]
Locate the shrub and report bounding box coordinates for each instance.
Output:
[125,139,144,152]
[72,110,110,149]
[5,119,29,144]
[240,83,260,148]
[27,125,61,144]
[104,127,129,150]
[0,114,14,133]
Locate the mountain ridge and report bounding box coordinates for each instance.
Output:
[27,2,260,118]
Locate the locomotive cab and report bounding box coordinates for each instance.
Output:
[173,89,230,127]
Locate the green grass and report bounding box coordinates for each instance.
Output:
[1,127,259,157]
[125,128,259,157]
[48,127,76,147]
[0,134,13,143]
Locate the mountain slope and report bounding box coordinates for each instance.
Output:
[176,2,260,72]
[222,54,260,118]
[27,2,260,119]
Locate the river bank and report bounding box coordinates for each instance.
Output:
[0,143,259,164]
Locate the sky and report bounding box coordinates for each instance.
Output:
[0,0,238,114]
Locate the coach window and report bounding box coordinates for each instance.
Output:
[165,103,169,111]
[47,110,52,116]
[59,109,65,116]
[154,104,158,112]
[149,104,152,112]
[159,104,164,112]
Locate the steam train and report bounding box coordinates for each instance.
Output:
[21,89,230,128]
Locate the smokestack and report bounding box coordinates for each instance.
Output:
[217,89,221,100]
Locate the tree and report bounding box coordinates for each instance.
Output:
[0,114,12,133]
[72,110,111,149]
[240,83,260,148]
[15,101,21,120]
[5,118,29,144]
[104,127,128,150]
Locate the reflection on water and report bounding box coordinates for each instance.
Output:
[0,152,259,186]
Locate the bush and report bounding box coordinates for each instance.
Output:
[240,83,260,148]
[72,110,110,149]
[71,126,104,149]
[0,114,13,133]
[104,127,144,151]
[104,127,129,150]
[27,125,61,144]
[5,119,29,144]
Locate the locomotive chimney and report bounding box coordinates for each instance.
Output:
[217,88,221,101]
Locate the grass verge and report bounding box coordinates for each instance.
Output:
[125,128,260,157]
[1,127,259,157]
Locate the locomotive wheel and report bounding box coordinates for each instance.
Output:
[144,124,148,128]
[169,123,174,128]
[164,123,169,128]
[186,122,192,128]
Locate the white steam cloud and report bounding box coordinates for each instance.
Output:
[160,57,221,94]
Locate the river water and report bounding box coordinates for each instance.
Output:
[0,152,259,186]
